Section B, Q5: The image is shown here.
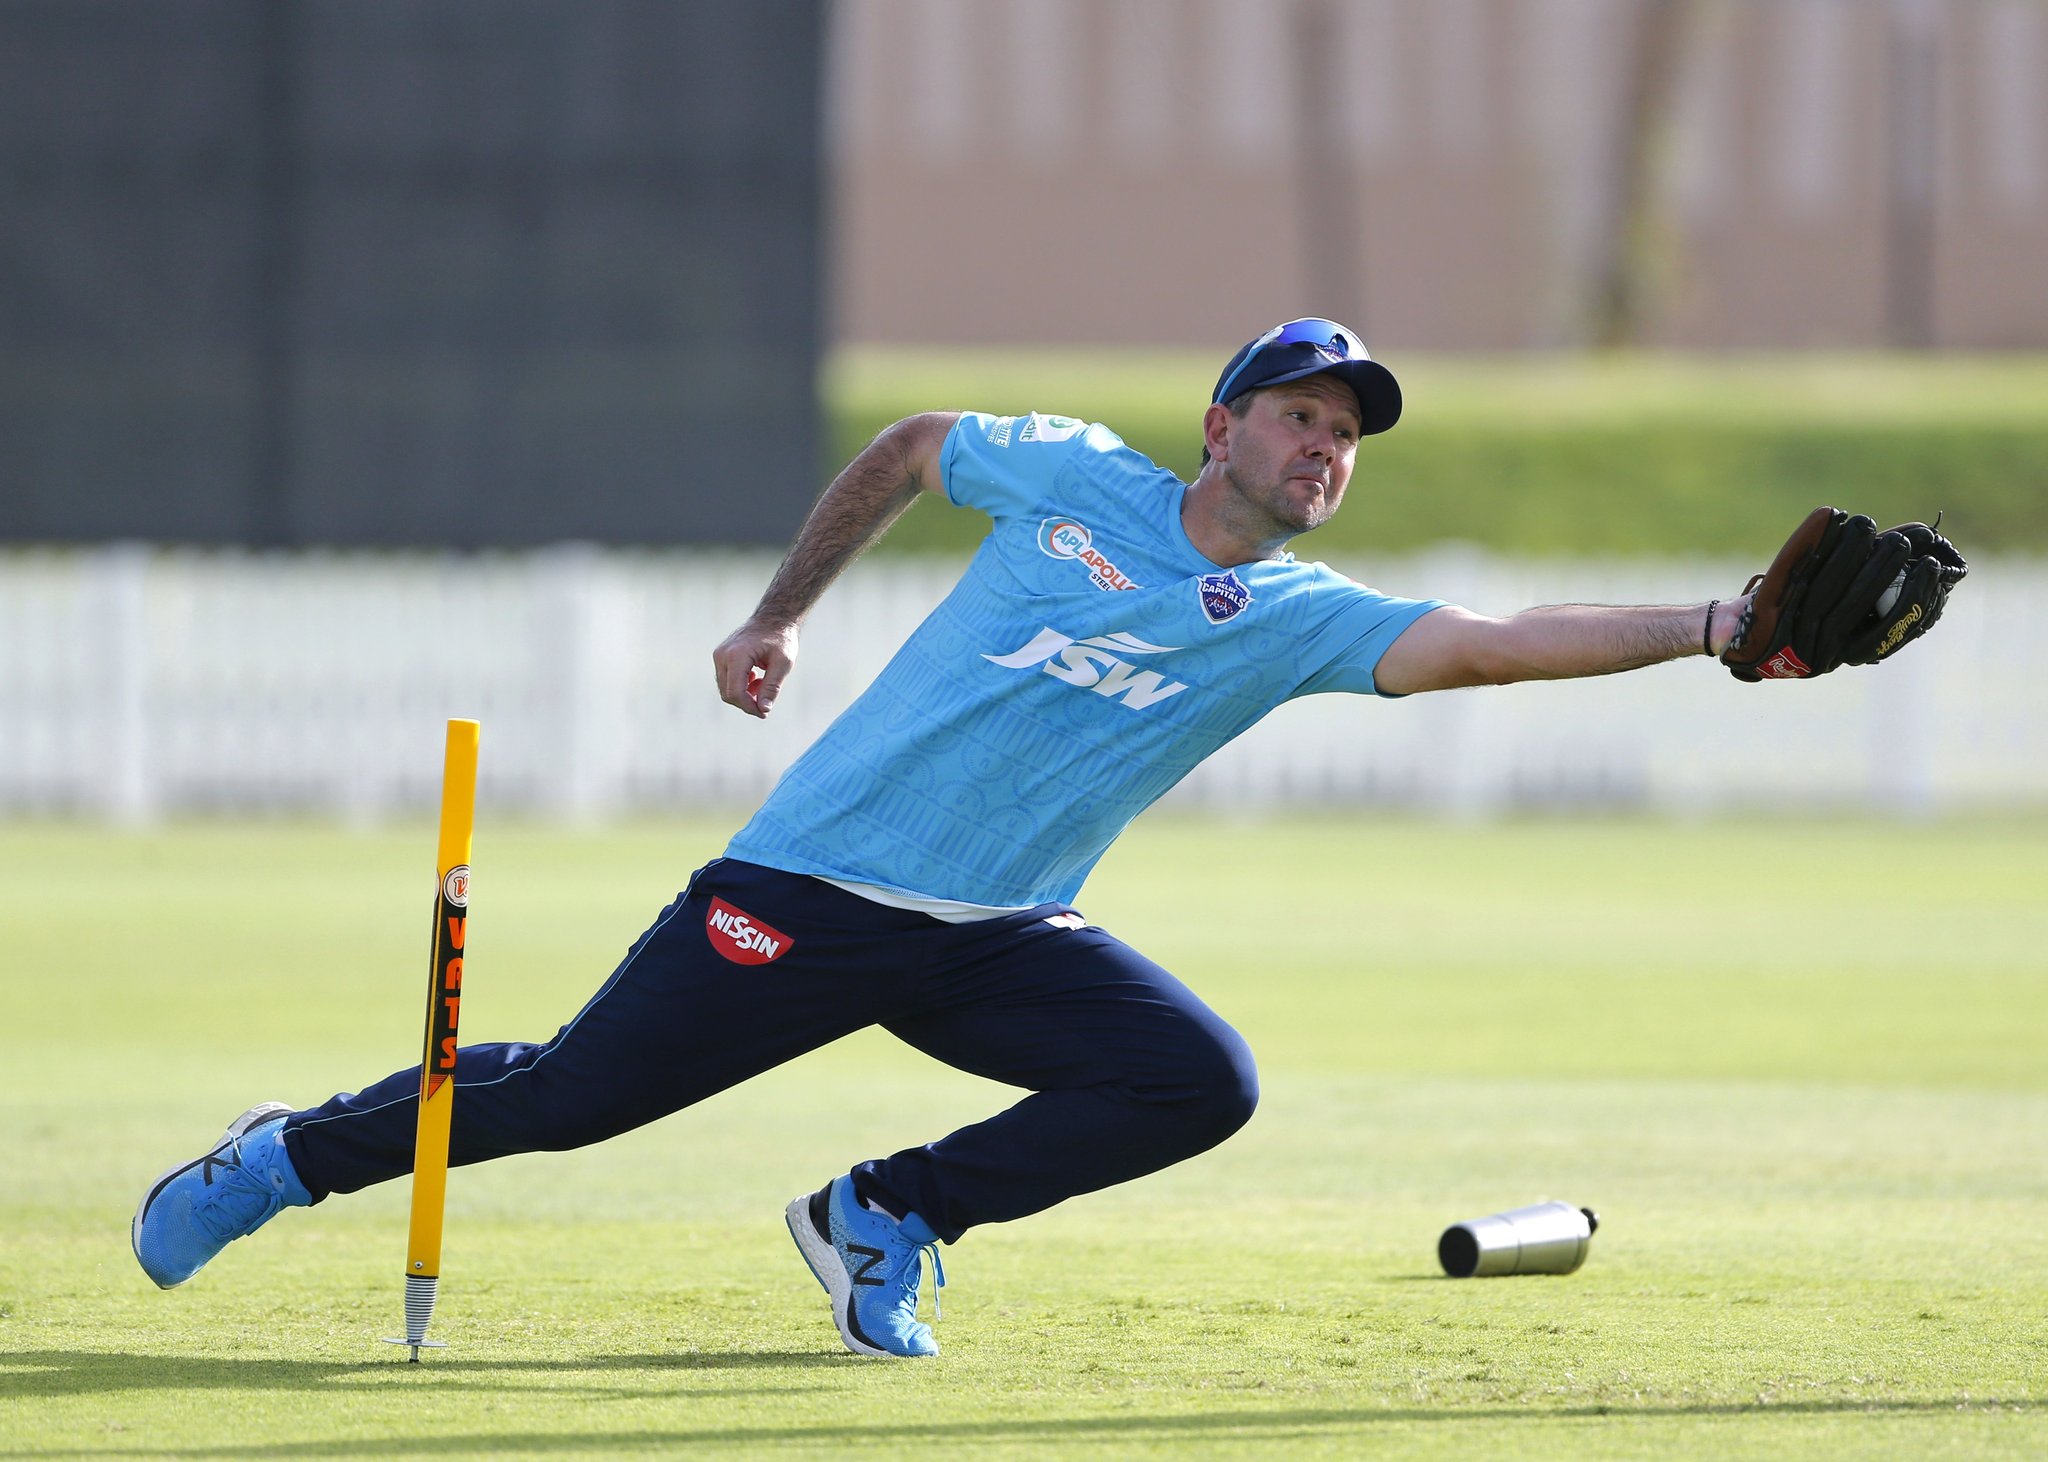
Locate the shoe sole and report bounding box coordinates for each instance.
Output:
[133,1101,293,1290]
[783,1191,898,1359]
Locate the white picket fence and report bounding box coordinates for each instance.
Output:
[1,545,2040,822]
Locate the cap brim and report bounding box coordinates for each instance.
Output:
[1263,358,1402,435]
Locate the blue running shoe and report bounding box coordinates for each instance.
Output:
[133,1103,309,1289]
[785,1175,945,1358]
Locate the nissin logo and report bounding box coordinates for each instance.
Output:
[706,898,792,964]
[984,628,1191,710]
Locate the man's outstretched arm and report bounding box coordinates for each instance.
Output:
[1372,596,1753,695]
[712,411,959,717]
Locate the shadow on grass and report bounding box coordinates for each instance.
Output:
[0,1348,842,1402]
[10,1395,2043,1457]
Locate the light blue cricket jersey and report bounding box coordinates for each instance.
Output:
[725,412,1446,906]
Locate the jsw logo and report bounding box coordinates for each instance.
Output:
[984,628,1192,710]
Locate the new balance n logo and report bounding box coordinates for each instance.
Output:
[200,1146,233,1184]
[984,628,1192,710]
[847,1243,888,1286]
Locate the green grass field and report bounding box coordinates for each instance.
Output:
[830,349,2048,558]
[4,816,2045,1457]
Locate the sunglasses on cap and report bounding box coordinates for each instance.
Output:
[1211,317,1402,436]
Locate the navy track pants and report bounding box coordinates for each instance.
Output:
[282,858,1258,1242]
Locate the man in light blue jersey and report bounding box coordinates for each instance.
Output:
[135,320,1759,1359]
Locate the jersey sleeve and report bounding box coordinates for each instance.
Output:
[941,411,1112,521]
[1293,577,1451,698]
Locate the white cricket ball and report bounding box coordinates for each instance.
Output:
[1876,569,1905,616]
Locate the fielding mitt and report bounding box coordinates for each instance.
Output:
[1722,506,1967,682]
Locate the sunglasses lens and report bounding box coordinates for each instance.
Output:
[1215,318,1366,402]
[1275,320,1358,357]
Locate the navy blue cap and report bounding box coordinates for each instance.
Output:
[1211,318,1402,435]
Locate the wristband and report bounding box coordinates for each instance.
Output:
[1703,599,1719,657]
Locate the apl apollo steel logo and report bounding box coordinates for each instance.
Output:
[1038,518,1139,592]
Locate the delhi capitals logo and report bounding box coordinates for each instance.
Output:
[1196,571,1252,624]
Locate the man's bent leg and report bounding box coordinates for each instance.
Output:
[857,911,1258,1243]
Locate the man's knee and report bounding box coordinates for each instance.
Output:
[1175,1023,1260,1146]
[1211,1029,1262,1134]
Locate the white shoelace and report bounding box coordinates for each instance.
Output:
[917,1242,945,1321]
